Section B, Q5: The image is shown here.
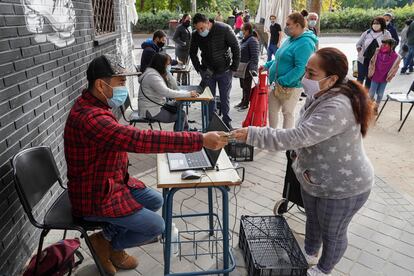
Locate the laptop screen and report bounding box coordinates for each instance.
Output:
[204,113,230,166]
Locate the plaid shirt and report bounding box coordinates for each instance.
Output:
[64,90,203,217]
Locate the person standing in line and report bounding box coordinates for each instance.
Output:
[262,12,317,129]
[401,19,414,75]
[368,39,401,113]
[173,14,192,85]
[234,11,244,34]
[307,12,319,37]
[383,13,399,46]
[266,15,282,61]
[400,19,414,73]
[235,23,260,110]
[190,13,240,130]
[356,17,391,88]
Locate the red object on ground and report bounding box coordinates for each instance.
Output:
[242,69,268,127]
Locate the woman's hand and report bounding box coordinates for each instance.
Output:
[190,91,200,98]
[230,127,248,143]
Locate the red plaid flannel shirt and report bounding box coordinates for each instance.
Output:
[64,90,203,217]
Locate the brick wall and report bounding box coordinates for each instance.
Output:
[0,0,136,274]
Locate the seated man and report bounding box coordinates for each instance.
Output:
[64,54,227,275]
[140,30,178,73]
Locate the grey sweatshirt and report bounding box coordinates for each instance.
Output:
[138,68,191,117]
[247,88,374,199]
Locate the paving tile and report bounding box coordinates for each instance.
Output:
[335,256,354,274]
[343,245,362,261]
[383,263,413,276]
[389,251,414,272]
[349,263,382,276]
[362,240,392,260]
[356,251,385,271]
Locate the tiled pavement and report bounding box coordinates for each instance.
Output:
[40,36,414,275]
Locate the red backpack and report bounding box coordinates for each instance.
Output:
[23,238,84,276]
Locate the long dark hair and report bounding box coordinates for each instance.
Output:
[148,53,170,80]
[316,47,374,137]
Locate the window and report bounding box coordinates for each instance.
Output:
[92,0,115,36]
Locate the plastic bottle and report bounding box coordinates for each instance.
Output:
[171,223,179,256]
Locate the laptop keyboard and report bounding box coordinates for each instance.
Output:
[185,152,210,168]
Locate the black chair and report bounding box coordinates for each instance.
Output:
[376,80,414,132]
[12,146,106,276]
[120,94,162,130]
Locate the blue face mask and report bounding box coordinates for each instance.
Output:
[102,82,128,108]
[199,29,209,37]
[167,65,172,72]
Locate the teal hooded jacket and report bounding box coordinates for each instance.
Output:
[264,30,318,88]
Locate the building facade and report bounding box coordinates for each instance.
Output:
[0,0,138,273]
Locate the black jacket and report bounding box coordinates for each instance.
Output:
[140,39,177,72]
[240,35,259,72]
[190,21,240,74]
[386,24,399,46]
[173,24,192,59]
[140,39,160,73]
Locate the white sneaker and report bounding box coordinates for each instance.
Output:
[307,265,331,276]
[300,245,319,265]
[304,252,319,265]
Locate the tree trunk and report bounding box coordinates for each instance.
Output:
[309,0,321,33]
[191,0,196,13]
[140,0,144,12]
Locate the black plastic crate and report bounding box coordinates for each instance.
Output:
[238,216,307,276]
[225,142,254,162]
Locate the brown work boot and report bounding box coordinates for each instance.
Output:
[110,249,139,270]
[88,232,117,275]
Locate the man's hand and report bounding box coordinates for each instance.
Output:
[230,127,248,143]
[190,91,200,97]
[203,131,228,150]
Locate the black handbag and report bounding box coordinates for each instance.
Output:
[140,86,178,114]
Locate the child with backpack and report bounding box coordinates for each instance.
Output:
[368,38,401,112]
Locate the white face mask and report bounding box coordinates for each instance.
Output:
[301,76,330,97]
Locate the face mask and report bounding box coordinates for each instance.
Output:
[183,21,190,27]
[284,26,291,36]
[271,20,276,25]
[386,21,390,26]
[372,24,381,32]
[301,76,330,97]
[166,65,172,72]
[102,82,128,108]
[199,29,209,37]
[156,41,165,48]
[308,20,317,28]
[380,45,390,53]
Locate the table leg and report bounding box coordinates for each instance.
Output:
[218,186,230,276]
[176,102,184,131]
[164,188,177,275]
[208,187,214,236]
[202,102,210,133]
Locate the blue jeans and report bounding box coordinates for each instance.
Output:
[267,43,278,61]
[369,81,387,105]
[203,70,233,125]
[85,187,165,250]
[402,45,414,72]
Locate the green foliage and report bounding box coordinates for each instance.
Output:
[320,4,414,31]
[340,0,413,8]
[134,10,218,33]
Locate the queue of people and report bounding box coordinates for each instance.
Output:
[62,8,414,276]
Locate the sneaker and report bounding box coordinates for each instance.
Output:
[300,246,319,265]
[234,102,243,108]
[409,68,414,73]
[307,265,331,276]
[401,69,407,75]
[237,105,249,111]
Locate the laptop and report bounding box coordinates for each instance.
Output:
[167,113,229,171]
